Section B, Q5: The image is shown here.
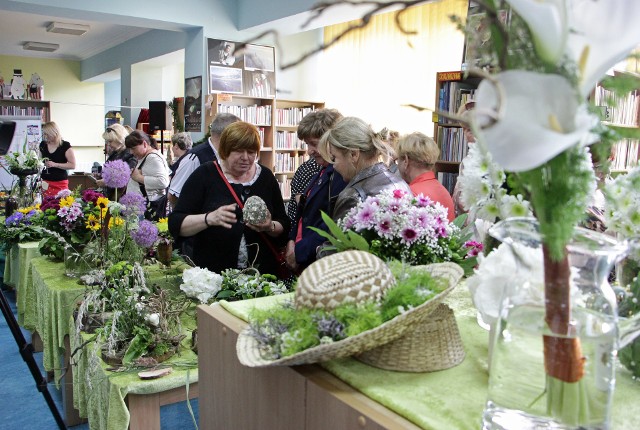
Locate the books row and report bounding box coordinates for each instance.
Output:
[611,138,640,171]
[274,153,306,173]
[277,177,292,200]
[275,130,307,150]
[275,106,316,126]
[595,85,639,126]
[437,127,469,162]
[437,172,459,195]
[216,103,272,125]
[0,105,47,119]
[437,81,476,125]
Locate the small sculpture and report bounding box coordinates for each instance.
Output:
[10,69,26,100]
[28,73,44,100]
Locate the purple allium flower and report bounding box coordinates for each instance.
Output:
[82,189,105,205]
[131,220,159,248]
[102,159,132,189]
[119,192,147,217]
[6,212,24,226]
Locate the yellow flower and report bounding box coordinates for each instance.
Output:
[86,214,101,231]
[158,217,168,225]
[96,197,110,210]
[59,196,75,207]
[17,205,39,214]
[108,216,124,228]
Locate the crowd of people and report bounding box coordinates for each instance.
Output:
[36,107,540,279]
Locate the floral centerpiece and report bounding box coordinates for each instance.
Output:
[0,205,45,251]
[179,266,291,304]
[462,0,640,427]
[313,188,480,274]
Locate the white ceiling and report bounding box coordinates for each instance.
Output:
[0,9,150,61]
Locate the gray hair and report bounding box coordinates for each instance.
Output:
[171,132,193,151]
[297,108,343,140]
[318,116,392,162]
[209,113,240,137]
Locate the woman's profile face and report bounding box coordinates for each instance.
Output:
[130,142,148,160]
[226,149,257,175]
[330,146,356,182]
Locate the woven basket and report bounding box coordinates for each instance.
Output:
[355,303,465,372]
[236,261,464,367]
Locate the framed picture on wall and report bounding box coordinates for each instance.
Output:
[184,76,202,132]
[209,66,243,94]
[243,44,275,72]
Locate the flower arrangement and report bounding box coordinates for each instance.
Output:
[248,261,446,360]
[155,217,172,245]
[461,0,640,426]
[179,266,291,304]
[0,205,44,251]
[1,137,44,173]
[313,188,477,275]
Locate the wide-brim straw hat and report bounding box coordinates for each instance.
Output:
[236,253,464,368]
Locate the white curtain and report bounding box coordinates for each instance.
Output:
[320,0,468,137]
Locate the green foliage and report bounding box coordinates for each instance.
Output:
[216,269,291,301]
[514,148,594,260]
[307,211,370,253]
[123,326,153,365]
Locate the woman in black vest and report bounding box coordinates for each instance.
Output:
[39,121,76,197]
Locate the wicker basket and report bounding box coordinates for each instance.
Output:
[355,303,465,372]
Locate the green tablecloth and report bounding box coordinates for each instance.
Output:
[4,241,40,327]
[220,287,640,429]
[67,262,199,430]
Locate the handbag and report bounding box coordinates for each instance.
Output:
[213,161,291,280]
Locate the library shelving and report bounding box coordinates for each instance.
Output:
[595,71,640,174]
[432,71,481,194]
[205,94,324,199]
[0,99,50,122]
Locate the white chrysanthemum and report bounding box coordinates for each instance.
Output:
[604,167,640,239]
[467,242,545,325]
[180,266,223,304]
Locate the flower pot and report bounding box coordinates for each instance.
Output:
[157,241,173,266]
[482,218,630,429]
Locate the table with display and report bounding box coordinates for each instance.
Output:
[197,288,640,429]
[21,255,198,430]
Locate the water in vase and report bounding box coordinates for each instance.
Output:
[483,305,617,430]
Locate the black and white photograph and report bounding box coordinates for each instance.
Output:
[184,76,202,132]
[209,65,242,94]
[243,44,275,72]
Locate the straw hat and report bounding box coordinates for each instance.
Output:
[236,251,464,367]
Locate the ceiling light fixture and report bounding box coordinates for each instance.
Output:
[46,22,90,36]
[23,42,60,52]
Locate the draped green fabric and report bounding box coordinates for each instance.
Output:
[4,241,40,327]
[221,287,640,429]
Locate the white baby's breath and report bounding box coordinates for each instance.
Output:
[604,167,640,240]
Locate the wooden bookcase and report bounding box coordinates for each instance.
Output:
[0,99,50,123]
[432,71,481,194]
[595,71,640,174]
[205,94,324,200]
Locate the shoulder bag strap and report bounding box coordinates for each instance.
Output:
[213,161,282,260]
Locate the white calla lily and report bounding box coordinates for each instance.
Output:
[473,70,598,172]
[506,0,567,64]
[567,0,640,97]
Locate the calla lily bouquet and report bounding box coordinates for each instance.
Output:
[459,0,640,427]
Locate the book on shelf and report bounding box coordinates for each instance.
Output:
[274,153,306,173]
[275,106,317,126]
[611,138,639,171]
[438,81,476,125]
[216,103,272,125]
[277,177,292,200]
[275,130,306,150]
[437,127,468,162]
[437,172,459,195]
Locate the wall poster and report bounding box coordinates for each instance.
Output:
[184,76,203,132]
[207,39,276,98]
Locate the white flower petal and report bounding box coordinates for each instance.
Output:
[474,70,598,172]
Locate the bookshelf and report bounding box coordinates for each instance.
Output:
[0,99,50,122]
[595,71,640,174]
[205,94,324,199]
[432,71,481,194]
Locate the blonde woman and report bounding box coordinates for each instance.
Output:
[96,123,136,200]
[318,116,410,223]
[395,132,455,221]
[39,121,76,197]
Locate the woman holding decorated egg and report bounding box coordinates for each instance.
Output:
[168,121,290,277]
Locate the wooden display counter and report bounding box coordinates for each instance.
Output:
[197,304,421,430]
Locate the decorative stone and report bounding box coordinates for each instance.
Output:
[243,195,268,225]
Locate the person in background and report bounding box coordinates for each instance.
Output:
[395,132,455,221]
[169,132,193,178]
[318,116,411,223]
[169,121,290,276]
[286,158,321,225]
[125,130,169,219]
[168,113,239,208]
[378,127,400,174]
[96,123,136,200]
[452,100,476,216]
[285,108,346,273]
[39,121,76,197]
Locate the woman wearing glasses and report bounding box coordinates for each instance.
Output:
[96,123,136,200]
[39,121,76,197]
[169,121,290,277]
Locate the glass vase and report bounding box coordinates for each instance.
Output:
[64,246,91,278]
[482,217,629,430]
